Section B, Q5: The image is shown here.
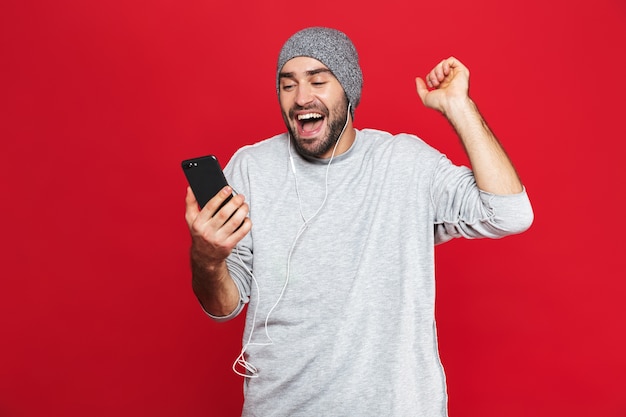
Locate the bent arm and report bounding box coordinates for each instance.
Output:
[416,57,523,195]
[431,160,533,244]
[191,251,242,317]
[185,186,251,318]
[443,97,522,194]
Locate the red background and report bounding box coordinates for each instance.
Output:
[2,0,625,416]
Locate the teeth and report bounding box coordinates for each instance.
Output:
[297,113,323,120]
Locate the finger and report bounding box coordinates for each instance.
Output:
[434,60,447,82]
[227,217,253,246]
[426,71,439,88]
[202,186,234,218]
[446,56,469,77]
[211,192,245,229]
[223,200,251,236]
[215,196,252,246]
[446,56,459,67]
[442,59,451,77]
[424,73,432,88]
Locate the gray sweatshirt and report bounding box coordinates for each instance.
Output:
[215,128,533,416]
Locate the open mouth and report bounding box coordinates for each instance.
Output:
[296,112,325,136]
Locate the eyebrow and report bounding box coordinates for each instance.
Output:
[279,68,334,80]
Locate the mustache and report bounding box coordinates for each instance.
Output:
[288,103,329,119]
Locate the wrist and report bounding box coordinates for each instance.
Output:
[190,246,227,276]
[442,95,474,119]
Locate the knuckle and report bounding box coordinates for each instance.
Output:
[214,209,230,223]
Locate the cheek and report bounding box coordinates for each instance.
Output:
[279,92,295,107]
[278,98,291,118]
[280,108,290,126]
[328,94,348,116]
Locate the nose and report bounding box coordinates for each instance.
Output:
[294,84,314,107]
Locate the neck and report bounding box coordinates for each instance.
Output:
[319,119,356,159]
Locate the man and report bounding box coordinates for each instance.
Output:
[185,27,533,416]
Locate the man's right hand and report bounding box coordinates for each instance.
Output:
[185,185,252,264]
[184,185,252,316]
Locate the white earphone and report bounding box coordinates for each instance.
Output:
[233,102,353,378]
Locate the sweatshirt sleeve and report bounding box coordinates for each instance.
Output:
[431,156,534,244]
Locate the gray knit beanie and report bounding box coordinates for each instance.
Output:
[276,27,363,117]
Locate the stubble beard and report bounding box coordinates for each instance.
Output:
[283,96,349,159]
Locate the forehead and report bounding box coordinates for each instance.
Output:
[280,56,332,77]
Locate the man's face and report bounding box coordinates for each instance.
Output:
[278,57,349,159]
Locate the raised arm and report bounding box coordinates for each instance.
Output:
[416,57,523,195]
[184,186,252,317]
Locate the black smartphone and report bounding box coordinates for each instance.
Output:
[181,155,232,209]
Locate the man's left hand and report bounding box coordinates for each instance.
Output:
[415,56,470,114]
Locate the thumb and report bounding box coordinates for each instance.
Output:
[415,77,429,104]
[185,186,201,224]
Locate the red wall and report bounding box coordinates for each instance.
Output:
[2,0,625,416]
